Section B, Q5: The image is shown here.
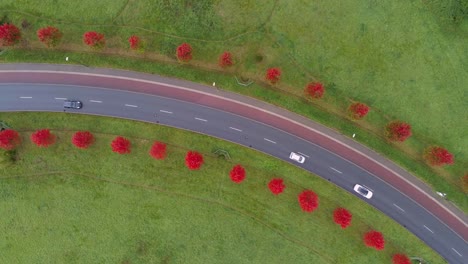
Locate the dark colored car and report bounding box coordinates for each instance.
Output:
[63,100,83,109]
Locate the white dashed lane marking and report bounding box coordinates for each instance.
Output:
[298,152,310,158]
[423,225,434,234]
[330,167,342,174]
[263,138,276,144]
[452,248,462,257]
[89,100,102,103]
[195,117,208,122]
[19,96,32,99]
[54,97,67,100]
[125,104,138,108]
[229,127,242,132]
[393,203,405,212]
[159,110,173,114]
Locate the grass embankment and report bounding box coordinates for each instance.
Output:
[0,1,466,210]
[0,112,445,263]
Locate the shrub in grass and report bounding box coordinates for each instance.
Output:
[348,102,370,120]
[83,31,105,49]
[218,51,233,68]
[0,23,21,46]
[392,254,411,264]
[128,35,142,51]
[111,136,131,154]
[31,129,55,147]
[298,190,319,212]
[71,131,94,149]
[265,67,281,84]
[333,207,352,229]
[176,43,192,62]
[385,121,412,142]
[268,178,285,195]
[37,26,63,47]
[0,129,21,150]
[462,173,468,193]
[185,150,203,170]
[230,164,246,183]
[363,230,385,250]
[423,146,454,166]
[149,141,167,160]
[304,82,325,99]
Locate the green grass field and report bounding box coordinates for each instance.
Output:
[0,112,445,263]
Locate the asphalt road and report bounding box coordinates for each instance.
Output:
[0,83,466,263]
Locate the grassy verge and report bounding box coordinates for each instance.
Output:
[0,112,445,263]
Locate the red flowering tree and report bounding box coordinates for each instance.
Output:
[385,121,412,142]
[298,190,319,212]
[392,254,411,264]
[304,82,325,99]
[128,35,142,51]
[265,67,281,84]
[71,131,94,149]
[31,129,55,147]
[149,141,167,160]
[423,146,454,166]
[333,208,352,229]
[176,42,192,62]
[83,31,105,49]
[268,178,285,195]
[111,136,131,154]
[185,150,203,170]
[37,26,63,47]
[230,164,246,183]
[348,102,370,120]
[0,23,21,46]
[0,129,21,150]
[218,51,233,67]
[363,230,385,250]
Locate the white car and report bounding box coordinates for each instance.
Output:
[289,152,305,164]
[353,184,373,199]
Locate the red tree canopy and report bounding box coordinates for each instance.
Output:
[37,26,63,47]
[218,51,233,67]
[333,208,352,229]
[265,67,281,84]
[392,254,411,264]
[31,129,55,147]
[304,82,325,99]
[149,141,167,160]
[0,23,21,46]
[229,164,246,183]
[348,102,370,120]
[83,31,105,49]
[424,146,454,166]
[185,151,203,170]
[111,136,131,154]
[71,131,94,149]
[385,121,412,142]
[363,230,385,250]
[268,178,285,195]
[128,35,141,50]
[0,129,21,150]
[176,43,192,62]
[298,190,319,212]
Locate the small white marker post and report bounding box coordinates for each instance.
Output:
[352,133,356,138]
[65,57,69,61]
[212,82,216,87]
[436,192,447,198]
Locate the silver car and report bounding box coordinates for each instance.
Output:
[289,152,305,163]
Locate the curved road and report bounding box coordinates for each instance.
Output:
[0,65,466,263]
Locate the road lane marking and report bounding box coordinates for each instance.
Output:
[54,97,67,100]
[229,127,242,132]
[330,167,342,174]
[423,225,434,233]
[195,117,208,122]
[393,203,405,212]
[159,110,172,114]
[19,96,32,99]
[125,104,138,108]
[452,248,462,256]
[89,100,102,103]
[263,138,276,144]
[298,152,310,158]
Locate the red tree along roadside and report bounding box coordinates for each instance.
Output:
[0,23,21,46]
[348,102,370,120]
[423,146,454,166]
[111,136,131,154]
[385,121,412,142]
[31,129,55,147]
[333,208,352,229]
[71,131,94,149]
[0,129,21,150]
[392,254,411,264]
[176,43,192,62]
[265,68,281,84]
[304,82,325,99]
[363,230,385,250]
[149,141,167,160]
[37,26,63,47]
[83,31,105,49]
[128,35,141,50]
[218,51,233,67]
[230,164,246,183]
[268,178,285,195]
[185,151,203,170]
[298,190,319,212]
